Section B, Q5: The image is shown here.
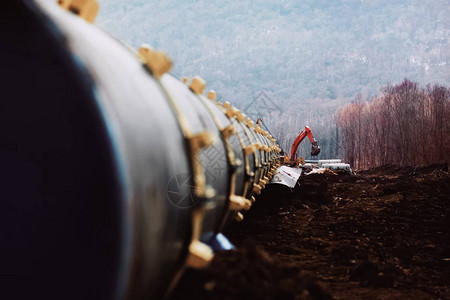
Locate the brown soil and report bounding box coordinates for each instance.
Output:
[171,164,450,300]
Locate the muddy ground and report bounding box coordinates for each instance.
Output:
[171,164,450,299]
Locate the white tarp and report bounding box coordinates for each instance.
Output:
[269,165,302,188]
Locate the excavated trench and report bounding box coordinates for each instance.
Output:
[171,164,450,299]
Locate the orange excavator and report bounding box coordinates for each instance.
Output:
[284,126,320,165]
[254,119,320,166]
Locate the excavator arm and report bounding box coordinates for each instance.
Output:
[290,126,320,161]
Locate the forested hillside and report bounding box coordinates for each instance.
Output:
[338,80,450,169]
[96,0,450,164]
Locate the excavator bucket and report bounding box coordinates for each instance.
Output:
[311,144,321,156]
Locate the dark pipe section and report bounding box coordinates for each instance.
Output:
[0,1,123,299]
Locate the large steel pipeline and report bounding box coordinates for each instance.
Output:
[0,1,281,299]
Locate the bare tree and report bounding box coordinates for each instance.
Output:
[336,79,449,169]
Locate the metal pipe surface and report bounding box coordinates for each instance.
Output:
[0,1,281,298]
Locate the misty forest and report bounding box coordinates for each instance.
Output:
[96,0,450,169]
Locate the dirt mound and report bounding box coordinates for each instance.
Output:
[358,163,448,177]
[172,241,332,300]
[171,164,450,299]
